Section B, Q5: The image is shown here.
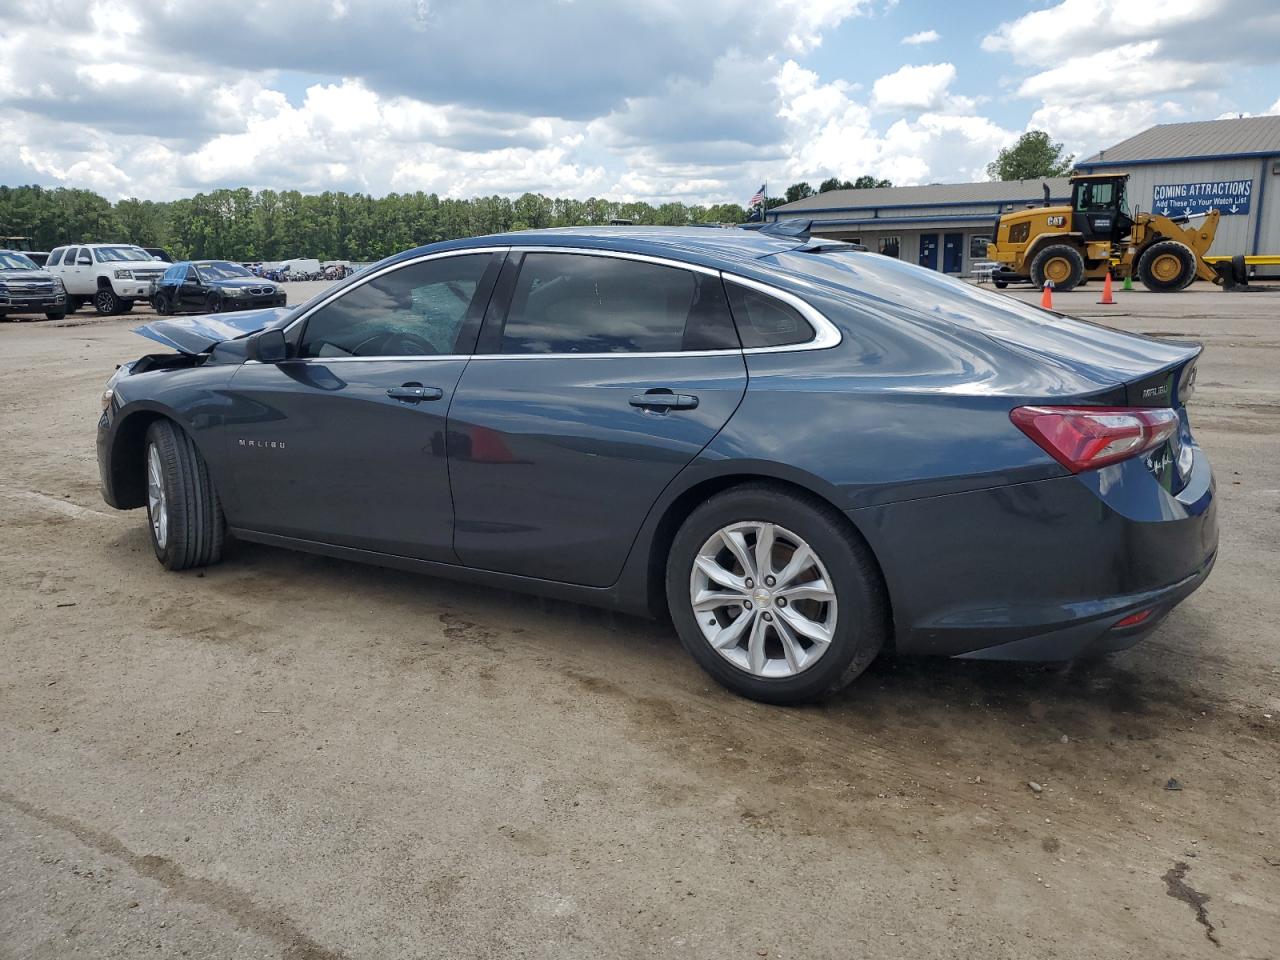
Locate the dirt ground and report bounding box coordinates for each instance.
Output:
[1,282,1277,959]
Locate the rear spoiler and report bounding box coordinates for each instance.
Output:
[754,219,867,253]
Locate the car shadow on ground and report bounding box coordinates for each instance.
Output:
[193,535,1232,738]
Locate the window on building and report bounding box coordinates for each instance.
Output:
[877,237,900,259]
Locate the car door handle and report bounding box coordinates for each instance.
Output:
[386,385,444,402]
[629,392,699,410]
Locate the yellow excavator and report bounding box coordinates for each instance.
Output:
[985,172,1231,292]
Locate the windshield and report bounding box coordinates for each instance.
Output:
[195,261,253,280]
[0,252,38,270]
[93,246,155,263]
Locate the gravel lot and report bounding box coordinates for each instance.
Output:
[1,282,1277,959]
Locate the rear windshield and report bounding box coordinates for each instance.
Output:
[764,248,1054,327]
[93,246,155,262]
[0,252,38,270]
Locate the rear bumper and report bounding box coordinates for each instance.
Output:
[850,449,1217,660]
[955,548,1216,660]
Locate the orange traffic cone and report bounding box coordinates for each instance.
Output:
[1097,271,1116,305]
[1040,279,1054,310]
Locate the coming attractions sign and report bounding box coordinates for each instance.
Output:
[1152,179,1253,217]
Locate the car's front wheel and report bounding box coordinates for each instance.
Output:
[666,484,887,704]
[144,419,226,571]
[94,288,122,315]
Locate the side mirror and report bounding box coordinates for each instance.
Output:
[249,328,288,363]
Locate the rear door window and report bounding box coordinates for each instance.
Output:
[47,248,64,266]
[498,253,738,354]
[297,254,493,358]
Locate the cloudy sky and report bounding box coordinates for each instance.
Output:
[2,0,1278,204]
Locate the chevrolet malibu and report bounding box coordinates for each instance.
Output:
[96,228,1217,703]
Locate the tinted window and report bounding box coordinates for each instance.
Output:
[500,253,737,354]
[76,248,92,265]
[298,254,491,358]
[725,282,815,349]
[47,248,64,266]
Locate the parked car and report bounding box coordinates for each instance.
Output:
[96,228,1217,703]
[149,260,286,315]
[143,247,174,263]
[45,243,167,315]
[0,249,67,320]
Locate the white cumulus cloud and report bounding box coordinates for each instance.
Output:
[901,29,940,45]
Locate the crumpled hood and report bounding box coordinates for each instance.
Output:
[134,307,291,354]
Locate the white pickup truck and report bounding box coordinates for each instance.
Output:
[45,243,169,315]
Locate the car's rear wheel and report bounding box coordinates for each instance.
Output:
[206,293,223,314]
[666,484,887,704]
[145,419,226,571]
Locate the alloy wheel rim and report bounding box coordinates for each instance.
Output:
[689,521,838,678]
[96,291,113,311]
[147,443,168,550]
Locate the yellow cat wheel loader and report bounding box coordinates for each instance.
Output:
[985,173,1230,292]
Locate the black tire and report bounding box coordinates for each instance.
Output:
[665,483,888,705]
[144,419,226,571]
[118,299,134,313]
[206,293,223,314]
[1231,254,1249,285]
[151,294,170,315]
[64,297,81,314]
[93,287,122,315]
[1029,244,1085,292]
[993,280,1008,289]
[44,311,66,321]
[1137,241,1196,292]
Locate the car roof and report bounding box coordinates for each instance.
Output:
[405,226,816,272]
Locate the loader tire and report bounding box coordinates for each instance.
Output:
[1029,244,1085,292]
[1231,254,1249,286]
[1137,241,1196,292]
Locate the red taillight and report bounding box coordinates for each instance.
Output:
[1010,405,1179,473]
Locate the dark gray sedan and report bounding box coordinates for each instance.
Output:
[96,228,1216,703]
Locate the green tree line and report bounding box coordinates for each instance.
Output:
[0,184,750,262]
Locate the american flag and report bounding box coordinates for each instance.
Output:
[748,183,766,207]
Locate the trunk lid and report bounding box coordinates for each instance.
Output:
[134,307,291,354]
